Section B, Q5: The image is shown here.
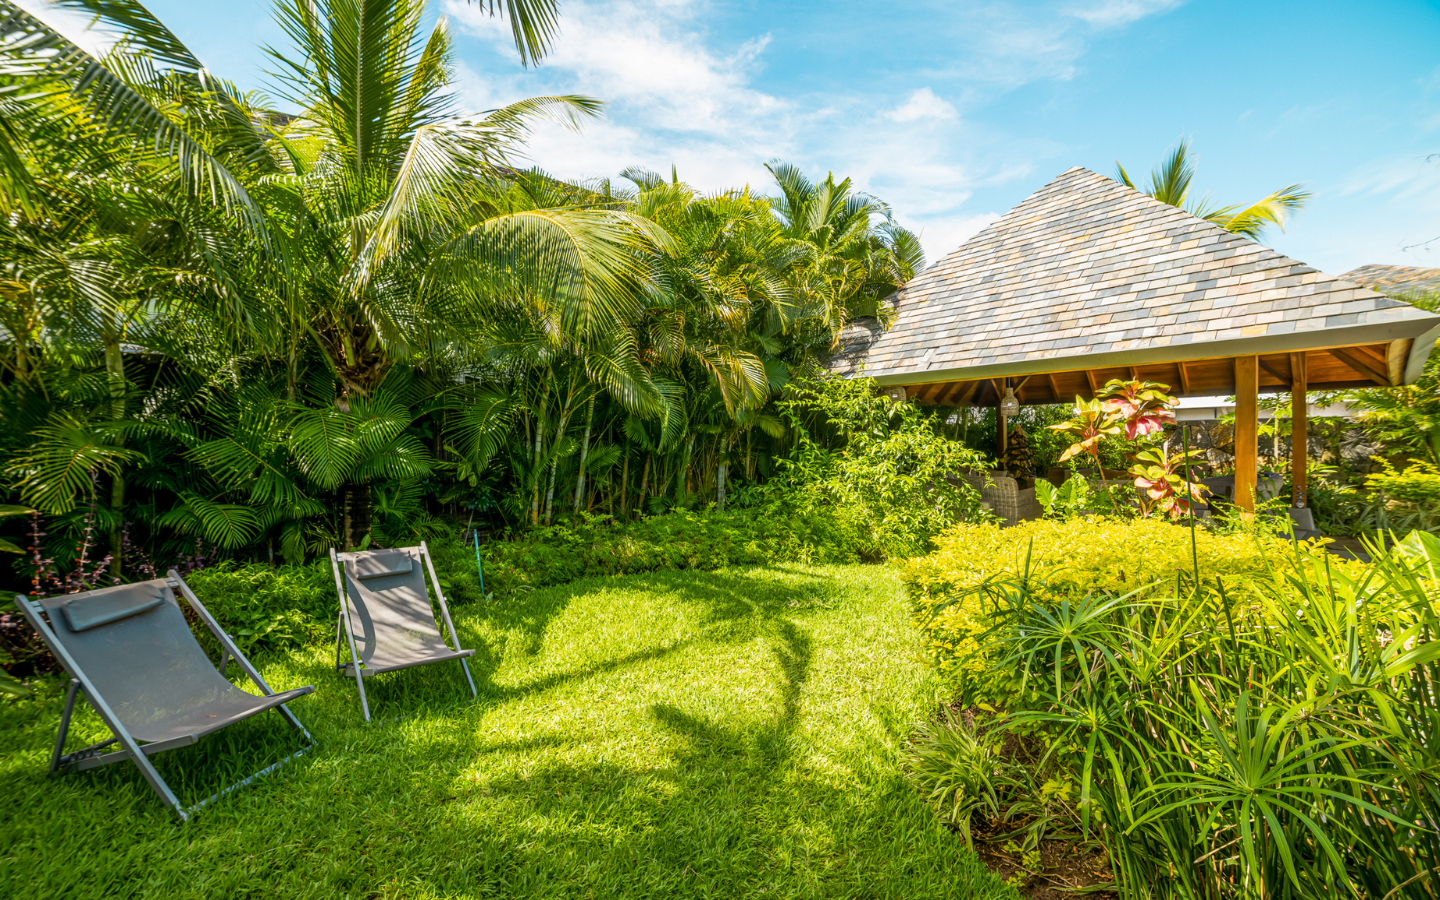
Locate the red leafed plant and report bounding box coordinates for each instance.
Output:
[1096,379,1176,439]
[1050,379,1207,519]
[1130,447,1211,519]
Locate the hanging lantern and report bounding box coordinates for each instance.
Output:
[884,386,908,403]
[1000,385,1020,417]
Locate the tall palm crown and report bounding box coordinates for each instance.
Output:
[1114,140,1310,240]
[765,161,924,333]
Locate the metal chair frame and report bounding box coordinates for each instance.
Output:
[329,541,476,722]
[15,569,315,822]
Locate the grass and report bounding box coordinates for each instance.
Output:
[0,563,1014,900]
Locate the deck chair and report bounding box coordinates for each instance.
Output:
[14,571,315,821]
[329,542,476,722]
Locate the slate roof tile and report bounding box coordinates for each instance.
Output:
[830,167,1437,381]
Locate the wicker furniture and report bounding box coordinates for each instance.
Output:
[959,470,1042,527]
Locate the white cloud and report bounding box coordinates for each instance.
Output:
[1268,154,1440,275]
[12,0,117,56]
[444,1,1090,261]
[887,88,958,123]
[1068,0,1184,28]
[446,0,803,191]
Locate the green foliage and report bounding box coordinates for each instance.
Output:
[901,708,1001,849]
[906,517,1440,899]
[751,373,989,560]
[905,518,1302,693]
[182,561,334,653]
[1356,458,1440,534]
[0,0,925,578]
[443,506,880,600]
[1033,474,1091,519]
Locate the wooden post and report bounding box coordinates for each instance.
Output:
[1290,353,1307,508]
[1234,356,1259,513]
[995,402,1006,459]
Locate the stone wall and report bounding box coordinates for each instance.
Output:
[1176,419,1384,476]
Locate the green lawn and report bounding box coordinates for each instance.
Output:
[0,564,1013,899]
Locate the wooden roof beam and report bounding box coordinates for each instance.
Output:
[1177,361,1191,394]
[1258,357,1288,384]
[1388,339,1413,385]
[1332,347,1390,386]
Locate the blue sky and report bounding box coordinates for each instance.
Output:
[24,0,1440,275]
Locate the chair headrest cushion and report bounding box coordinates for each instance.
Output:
[61,584,166,632]
[350,550,415,580]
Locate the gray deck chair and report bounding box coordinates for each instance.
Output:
[329,543,476,722]
[14,570,315,821]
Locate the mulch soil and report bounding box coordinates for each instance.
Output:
[943,704,1118,899]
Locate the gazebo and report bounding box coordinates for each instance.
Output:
[832,167,1440,512]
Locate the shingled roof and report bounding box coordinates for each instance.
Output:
[834,167,1440,399]
[1342,264,1440,297]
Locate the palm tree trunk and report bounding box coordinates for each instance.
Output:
[572,399,594,514]
[543,401,575,526]
[717,458,728,510]
[530,415,546,526]
[102,324,125,580]
[676,433,695,503]
[543,458,559,525]
[637,456,650,518]
[618,455,629,519]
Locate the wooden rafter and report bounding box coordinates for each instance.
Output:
[1332,347,1390,386]
[1047,373,1060,402]
[1177,361,1191,394]
[1258,357,1288,383]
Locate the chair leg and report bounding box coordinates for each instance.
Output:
[458,658,477,699]
[49,679,79,774]
[352,665,371,723]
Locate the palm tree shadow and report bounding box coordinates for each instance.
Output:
[453,565,831,705]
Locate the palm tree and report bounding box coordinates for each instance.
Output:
[766,161,924,336]
[0,0,671,552]
[1114,139,1310,240]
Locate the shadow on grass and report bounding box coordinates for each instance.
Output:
[0,564,1004,899]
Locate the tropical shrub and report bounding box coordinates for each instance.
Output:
[1357,458,1440,534]
[184,561,334,653]
[744,373,989,560]
[905,520,1440,899]
[905,518,1304,692]
[1048,378,1208,519]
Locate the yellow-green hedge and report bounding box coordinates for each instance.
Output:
[903,518,1309,690]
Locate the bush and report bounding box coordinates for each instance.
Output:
[184,561,334,653]
[738,373,990,560]
[903,518,1439,899]
[1359,458,1440,534]
[440,505,876,599]
[904,518,1309,692]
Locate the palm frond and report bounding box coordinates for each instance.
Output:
[4,412,141,513]
[0,2,271,246]
[1211,184,1312,239]
[460,0,560,68]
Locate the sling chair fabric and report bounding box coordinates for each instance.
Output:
[15,571,315,821]
[330,542,476,721]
